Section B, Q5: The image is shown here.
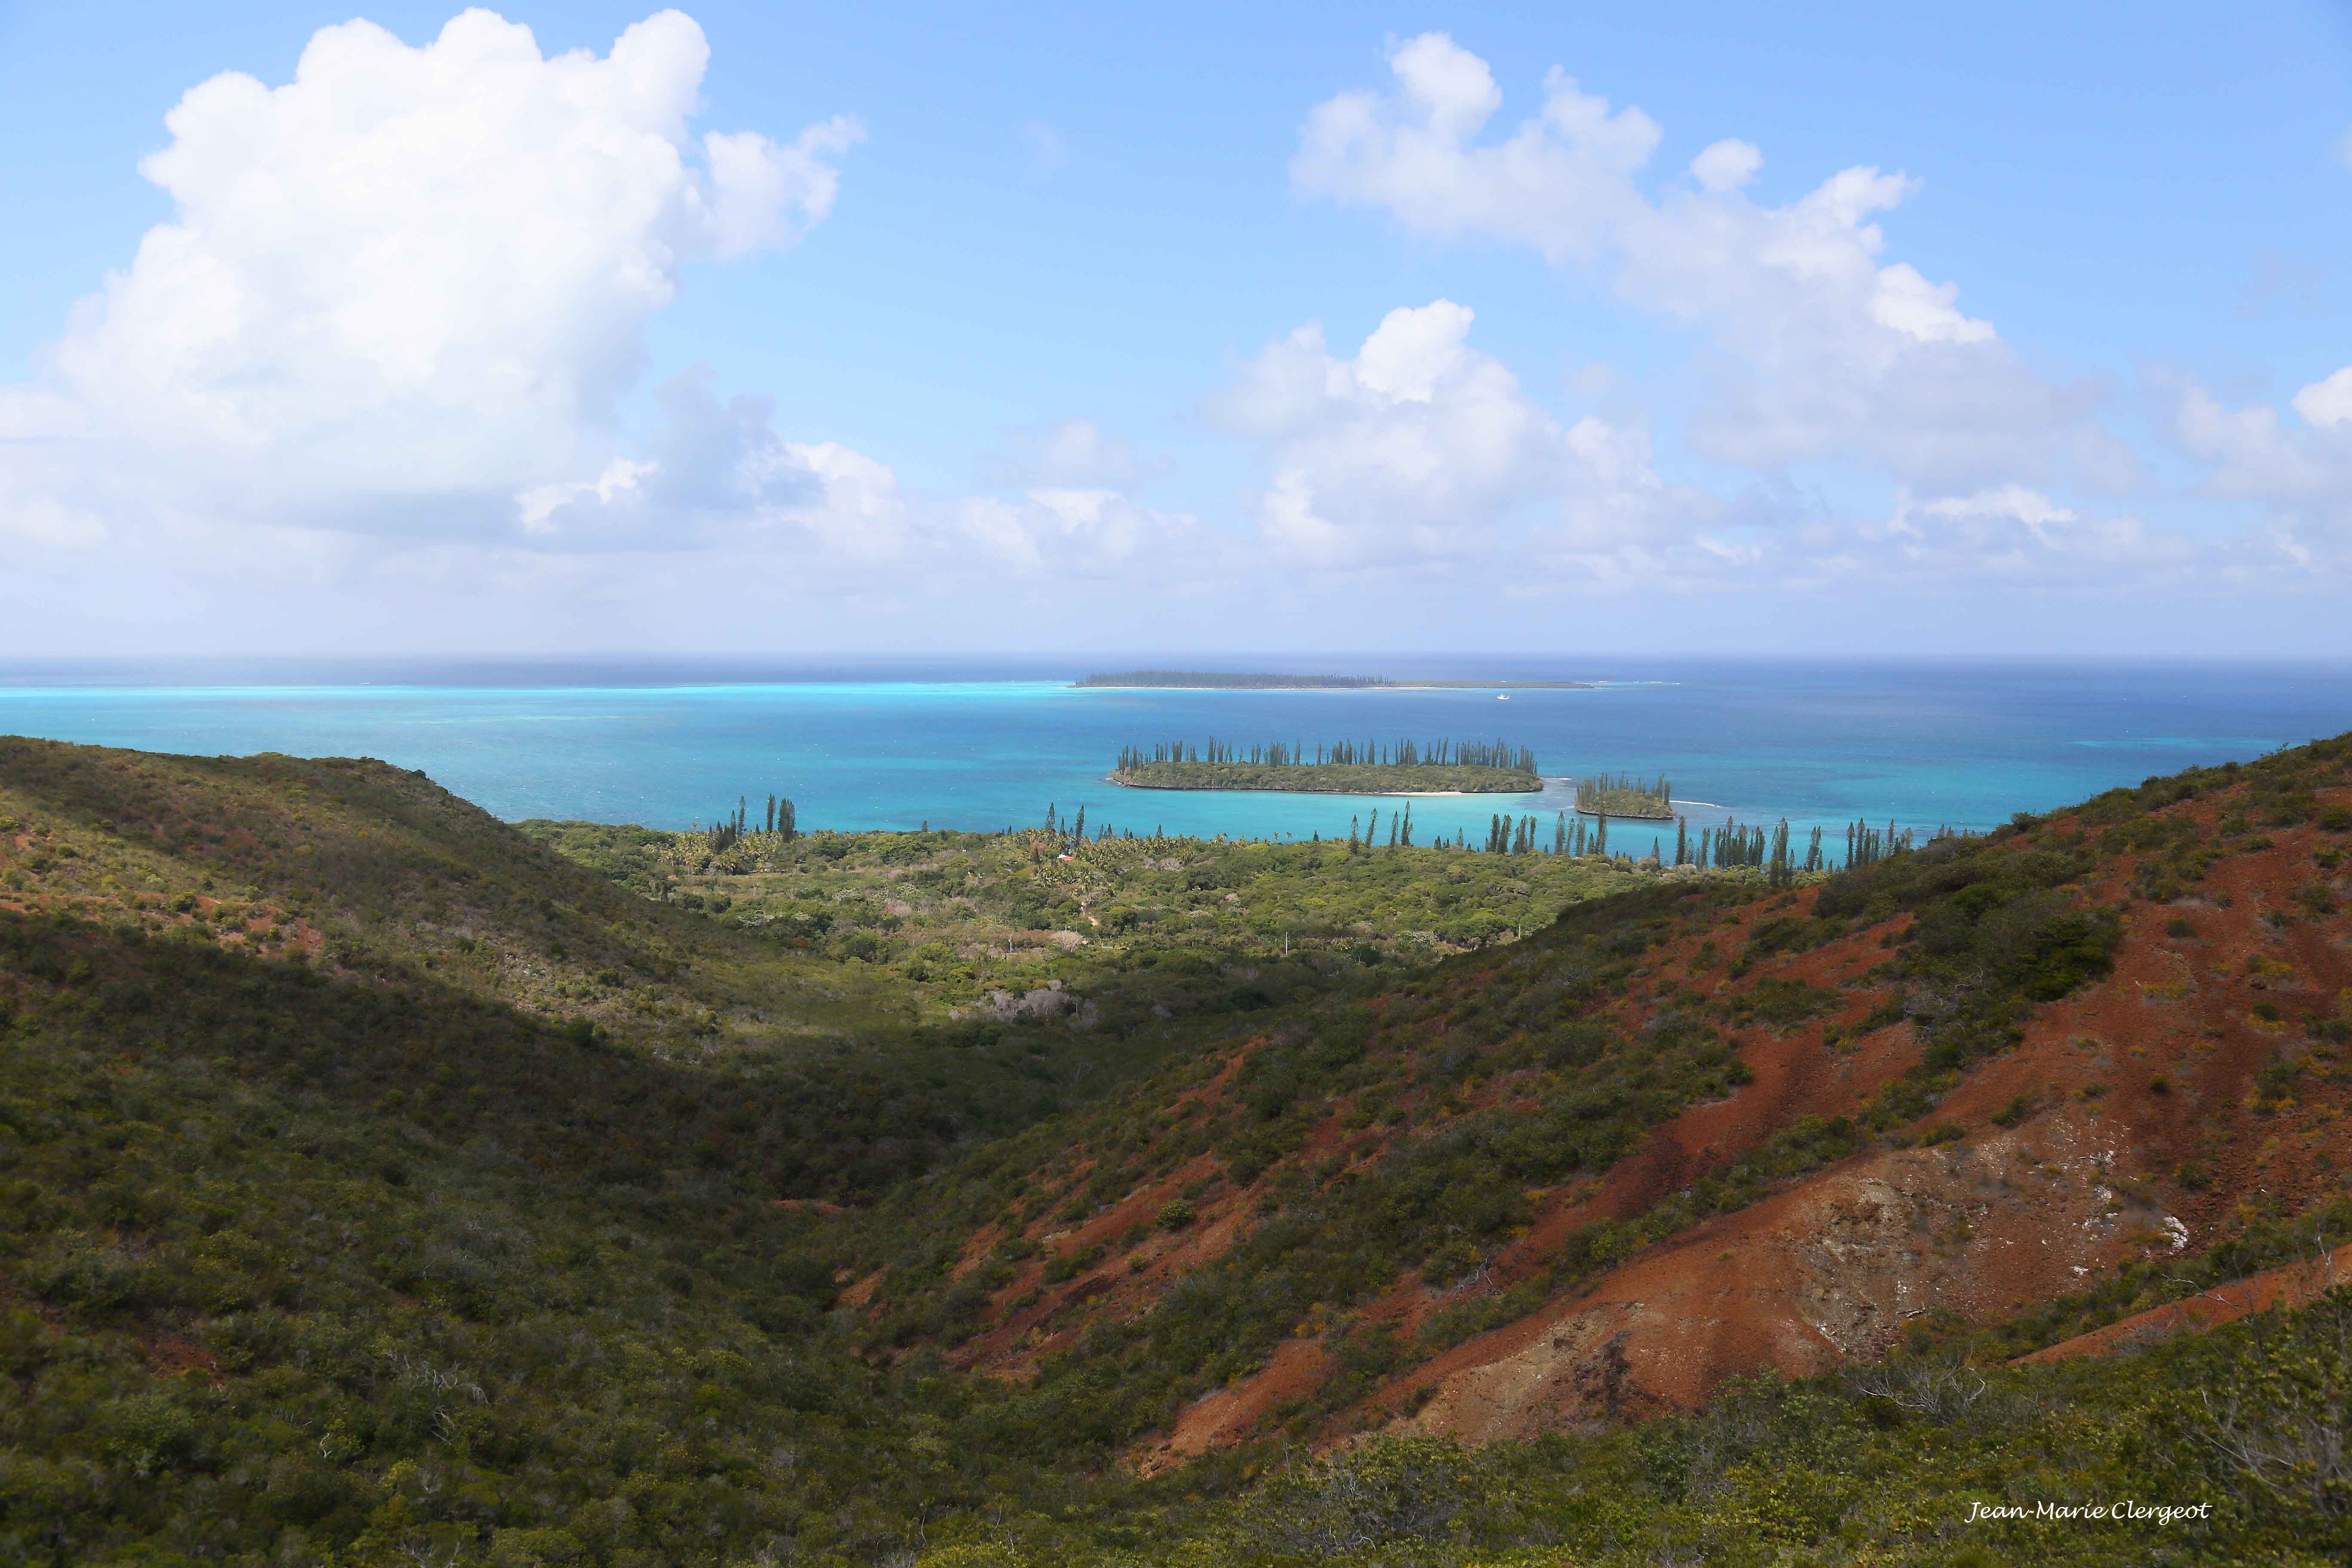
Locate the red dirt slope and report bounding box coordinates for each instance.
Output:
[2017,1241,2352,1365]
[854,745,2352,1466]
[1367,799,2352,1444]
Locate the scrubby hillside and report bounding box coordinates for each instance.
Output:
[4,732,2351,1566]
[827,736,2352,1464]
[0,738,1330,1195]
[515,810,1645,1002]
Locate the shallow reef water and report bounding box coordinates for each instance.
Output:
[1,655,2345,849]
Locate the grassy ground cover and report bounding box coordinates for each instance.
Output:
[515,818,1653,1017]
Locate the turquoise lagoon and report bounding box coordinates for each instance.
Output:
[0,658,2345,860]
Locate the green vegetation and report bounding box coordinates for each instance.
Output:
[848,883,1777,1427]
[0,739,1207,1197]
[1662,815,1905,884]
[841,804,2141,1441]
[1071,672,1592,689]
[700,792,796,851]
[1844,817,1915,868]
[518,804,1652,981]
[1108,1295,2352,1564]
[1112,736,1540,794]
[1572,772,1672,819]
[4,729,2352,1565]
[0,906,1063,1565]
[1075,671,1391,689]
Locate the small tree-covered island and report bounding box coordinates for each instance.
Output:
[1072,670,1593,690]
[1574,772,1675,819]
[1111,736,1541,793]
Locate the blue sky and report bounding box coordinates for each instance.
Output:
[2,0,2349,655]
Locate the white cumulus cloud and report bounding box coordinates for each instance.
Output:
[1207,297,2212,597]
[1212,299,1712,573]
[1874,486,2196,578]
[1295,40,1655,263]
[518,460,658,536]
[6,8,859,532]
[2162,369,2352,563]
[1688,138,1761,194]
[2292,367,2352,430]
[517,367,1202,577]
[1294,34,2128,495]
[989,418,1140,488]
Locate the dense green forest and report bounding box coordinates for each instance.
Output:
[1075,672,1392,689]
[3,732,2351,1565]
[1112,737,1540,795]
[1070,674,1592,690]
[1572,773,1672,820]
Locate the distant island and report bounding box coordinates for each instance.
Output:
[1072,670,1593,690]
[1575,772,1675,820]
[1111,736,1541,794]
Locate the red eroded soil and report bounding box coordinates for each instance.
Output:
[869,776,2352,1466]
[1130,1336,1333,1476]
[1396,1110,2173,1439]
[929,1051,1272,1377]
[2016,1241,2352,1365]
[142,1333,226,1378]
[1124,895,1949,1457]
[1364,810,2352,1444]
[1142,805,2352,1457]
[951,1148,1265,1378]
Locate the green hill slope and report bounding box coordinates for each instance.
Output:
[0,738,1271,1195]
[3,734,2351,1565]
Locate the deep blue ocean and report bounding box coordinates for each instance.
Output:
[1,657,2346,857]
